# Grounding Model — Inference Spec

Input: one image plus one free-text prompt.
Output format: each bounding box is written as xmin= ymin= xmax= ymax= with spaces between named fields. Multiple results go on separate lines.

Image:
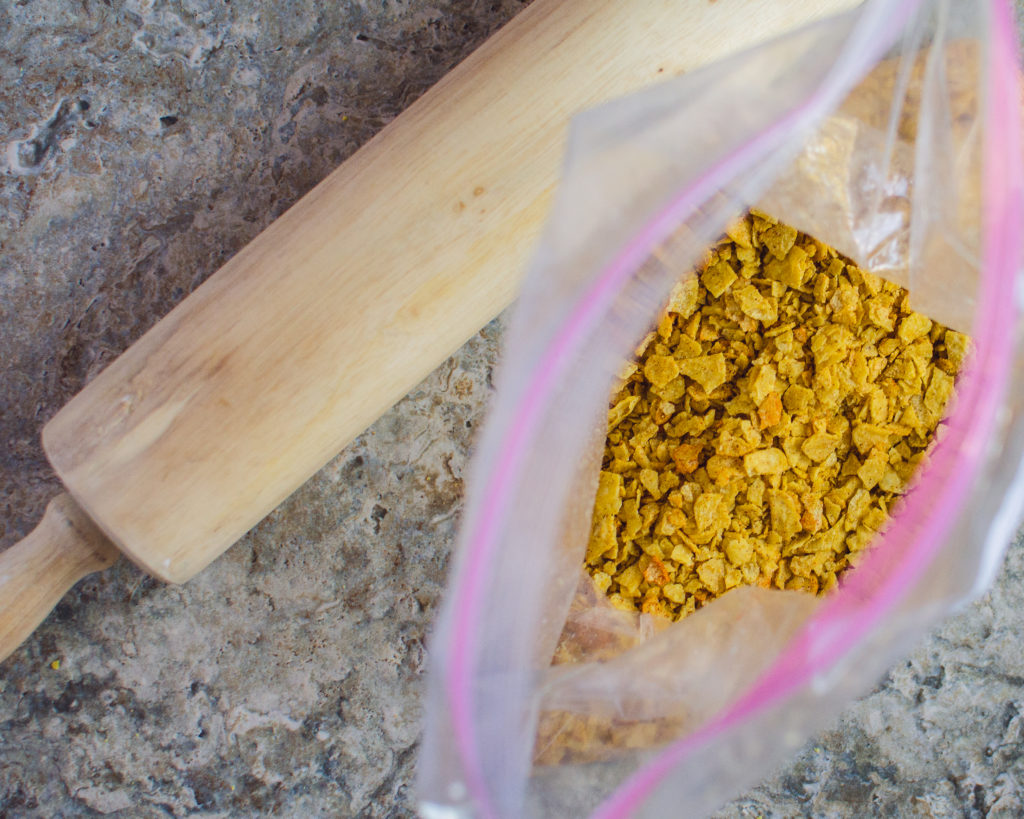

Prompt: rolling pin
xmin=0 ymin=0 xmax=857 ymax=663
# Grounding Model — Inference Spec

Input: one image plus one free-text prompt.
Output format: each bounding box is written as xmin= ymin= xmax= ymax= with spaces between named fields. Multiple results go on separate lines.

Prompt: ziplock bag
xmin=420 ymin=0 xmax=1024 ymax=815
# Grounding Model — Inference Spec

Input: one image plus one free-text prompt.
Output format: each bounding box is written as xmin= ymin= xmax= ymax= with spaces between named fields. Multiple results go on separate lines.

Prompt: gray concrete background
xmin=1 ymin=1 xmax=1022 ymax=816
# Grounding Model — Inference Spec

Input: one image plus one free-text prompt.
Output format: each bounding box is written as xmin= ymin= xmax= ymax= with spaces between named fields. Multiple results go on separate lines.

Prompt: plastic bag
xmin=420 ymin=0 xmax=1024 ymax=815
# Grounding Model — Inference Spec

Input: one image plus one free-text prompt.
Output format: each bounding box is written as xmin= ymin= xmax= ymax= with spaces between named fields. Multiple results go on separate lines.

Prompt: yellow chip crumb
xmin=697 ymin=557 xmax=727 ymax=594
xmin=898 ymin=312 xmax=933 ymax=344
xmin=608 ymin=395 xmax=640 ymax=428
xmin=677 ymin=354 xmax=728 ymax=393
xmin=670 ymin=442 xmax=702 ymax=474
xmin=663 ymin=583 xmax=687 ymax=604
xmin=723 ymin=534 xmax=754 ymax=566
xmin=702 ymin=261 xmax=739 ymax=298
xmin=801 ymin=432 xmax=839 ymax=463
xmin=643 ymin=355 xmax=680 ymax=388
xmin=734 ymin=284 xmax=778 ymax=324
xmin=857 ymin=448 xmax=890 ymax=490
xmin=764 ymin=245 xmax=811 ymax=287
xmin=594 ymin=471 xmax=623 ymax=516
xmin=667 ymin=277 xmax=701 ymax=318
xmin=761 ymin=223 xmax=799 ymax=260
xmin=758 ymin=391 xmax=783 ymax=429
xmin=586 ymin=516 xmax=616 ymax=564
xmin=944 ymin=329 xmax=969 ymax=368
xmin=852 ymin=422 xmax=892 ymax=454
xmin=744 ymin=448 xmax=789 ymax=476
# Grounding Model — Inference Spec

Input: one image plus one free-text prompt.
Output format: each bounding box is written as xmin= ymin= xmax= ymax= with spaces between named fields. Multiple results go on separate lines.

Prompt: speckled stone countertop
xmin=2 ymin=2 xmax=1023 ymax=817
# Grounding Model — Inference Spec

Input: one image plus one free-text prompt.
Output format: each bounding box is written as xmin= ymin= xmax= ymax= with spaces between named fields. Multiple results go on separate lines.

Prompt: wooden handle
xmin=0 ymin=494 xmax=119 ymax=664
xmin=42 ymin=0 xmax=858 ymax=583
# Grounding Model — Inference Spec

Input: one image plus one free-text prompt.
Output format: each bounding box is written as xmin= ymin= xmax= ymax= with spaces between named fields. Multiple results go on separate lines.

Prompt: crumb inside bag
xmin=585 ymin=211 xmax=968 ymax=622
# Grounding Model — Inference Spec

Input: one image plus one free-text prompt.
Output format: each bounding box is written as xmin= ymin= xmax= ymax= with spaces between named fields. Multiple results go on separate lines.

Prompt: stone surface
xmin=1 ymin=1 xmax=1023 ymax=817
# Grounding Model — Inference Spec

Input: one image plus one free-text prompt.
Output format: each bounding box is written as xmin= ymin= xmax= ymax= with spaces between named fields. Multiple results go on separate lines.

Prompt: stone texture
xmin=1 ymin=1 xmax=1023 ymax=817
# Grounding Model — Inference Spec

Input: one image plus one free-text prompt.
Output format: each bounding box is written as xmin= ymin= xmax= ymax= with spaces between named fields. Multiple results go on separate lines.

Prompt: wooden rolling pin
xmin=0 ymin=0 xmax=856 ymax=662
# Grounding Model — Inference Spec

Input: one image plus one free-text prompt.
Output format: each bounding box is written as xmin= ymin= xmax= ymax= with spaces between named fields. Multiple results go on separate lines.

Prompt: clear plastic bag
xmin=419 ymin=0 xmax=1024 ymax=816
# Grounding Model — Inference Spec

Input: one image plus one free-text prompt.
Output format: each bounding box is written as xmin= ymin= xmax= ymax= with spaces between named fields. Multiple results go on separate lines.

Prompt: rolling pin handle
xmin=0 ymin=493 xmax=120 ymax=664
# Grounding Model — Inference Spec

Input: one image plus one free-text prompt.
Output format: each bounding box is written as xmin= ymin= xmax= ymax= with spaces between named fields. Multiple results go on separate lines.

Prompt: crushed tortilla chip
xmin=584 ymin=214 xmax=965 ymax=621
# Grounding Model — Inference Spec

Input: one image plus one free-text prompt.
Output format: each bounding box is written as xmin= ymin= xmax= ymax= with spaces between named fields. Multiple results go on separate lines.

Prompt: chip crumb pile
xmin=586 ymin=212 xmax=967 ymax=621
